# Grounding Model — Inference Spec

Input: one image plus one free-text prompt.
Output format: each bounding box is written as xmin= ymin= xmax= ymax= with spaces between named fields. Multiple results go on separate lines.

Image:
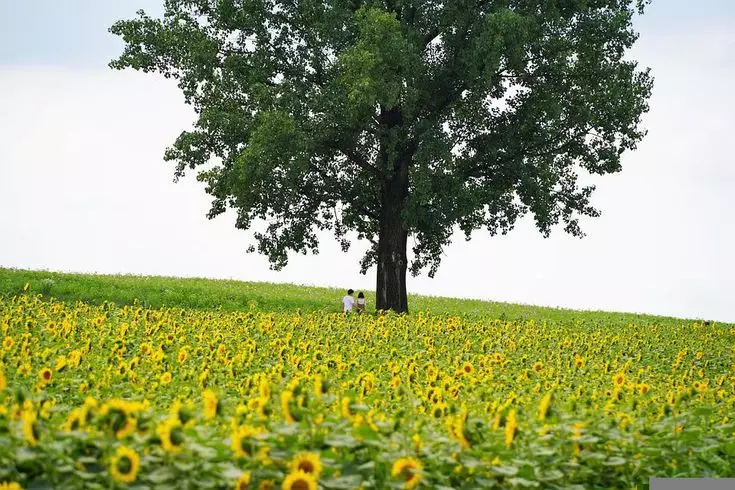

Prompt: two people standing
xmin=342 ymin=289 xmax=366 ymax=313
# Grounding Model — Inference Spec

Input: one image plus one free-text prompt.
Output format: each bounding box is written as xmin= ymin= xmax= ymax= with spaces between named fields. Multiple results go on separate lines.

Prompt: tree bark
xmin=375 ymin=106 xmax=413 ymax=314
xmin=376 ymin=170 xmax=409 ymax=313
xmin=376 ymin=155 xmax=409 ymax=310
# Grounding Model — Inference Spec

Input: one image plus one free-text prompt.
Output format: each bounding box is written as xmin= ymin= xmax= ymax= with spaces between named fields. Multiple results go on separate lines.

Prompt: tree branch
xmin=339 ymin=147 xmax=382 ymax=178
xmin=462 ymin=127 xmax=590 ymax=179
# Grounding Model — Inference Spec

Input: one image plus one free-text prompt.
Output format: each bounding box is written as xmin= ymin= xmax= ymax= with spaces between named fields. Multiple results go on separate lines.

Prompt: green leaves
xmin=109 ymin=1 xmax=653 ymax=308
xmin=337 ymin=6 xmax=418 ymax=115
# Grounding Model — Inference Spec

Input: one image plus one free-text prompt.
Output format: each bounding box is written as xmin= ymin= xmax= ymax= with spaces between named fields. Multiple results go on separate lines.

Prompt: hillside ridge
xmin=0 ymin=266 xmax=721 ymax=326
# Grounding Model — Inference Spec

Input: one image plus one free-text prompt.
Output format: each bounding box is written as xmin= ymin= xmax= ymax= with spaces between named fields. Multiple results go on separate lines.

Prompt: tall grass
xmin=0 ymin=267 xmax=715 ymax=326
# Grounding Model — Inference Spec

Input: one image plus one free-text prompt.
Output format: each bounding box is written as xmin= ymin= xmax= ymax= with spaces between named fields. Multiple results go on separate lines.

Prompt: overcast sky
xmin=1 ymin=1 xmax=734 ymax=322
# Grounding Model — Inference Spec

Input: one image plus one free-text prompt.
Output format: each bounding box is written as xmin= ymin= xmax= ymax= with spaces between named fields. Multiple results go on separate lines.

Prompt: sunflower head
xmin=115 ymin=415 xmax=137 ymax=440
xmin=235 ymin=471 xmax=251 ymax=490
xmin=64 ymin=408 xmax=86 ymax=432
xmin=157 ymin=417 xmax=185 ymax=453
xmin=280 ymin=391 xmax=296 ymax=424
xmin=231 ymin=424 xmax=263 ymax=458
xmin=2 ymin=336 xmax=14 ymax=350
xmin=291 ymin=452 xmax=322 ymax=479
xmin=282 ymin=471 xmax=317 ymax=490
xmin=22 ymin=409 xmax=39 ymax=446
xmin=171 ymin=399 xmax=194 ymax=425
xmin=202 ymin=389 xmax=220 ymax=420
xmin=258 ymin=480 xmax=275 ymax=490
xmin=538 ymin=392 xmax=553 ymax=421
xmin=504 ymin=410 xmax=518 ymax=447
xmin=110 ymin=446 xmax=140 ymax=483
xmin=39 ymin=368 xmax=52 ymax=384
xmin=340 ymin=397 xmax=353 ymax=420
xmin=391 ymin=457 xmax=422 ymax=489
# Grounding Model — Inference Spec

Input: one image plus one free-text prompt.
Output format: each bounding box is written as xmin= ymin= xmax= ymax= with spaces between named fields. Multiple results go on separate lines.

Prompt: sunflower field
xmin=1 ymin=292 xmax=734 ymax=490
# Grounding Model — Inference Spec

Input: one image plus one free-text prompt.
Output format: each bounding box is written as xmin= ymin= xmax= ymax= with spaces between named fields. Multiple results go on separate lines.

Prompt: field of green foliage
xmin=0 ymin=268 xmax=733 ymax=489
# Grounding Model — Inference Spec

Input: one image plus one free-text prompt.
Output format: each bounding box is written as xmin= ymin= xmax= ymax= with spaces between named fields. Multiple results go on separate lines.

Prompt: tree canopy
xmin=111 ymin=0 xmax=653 ymax=312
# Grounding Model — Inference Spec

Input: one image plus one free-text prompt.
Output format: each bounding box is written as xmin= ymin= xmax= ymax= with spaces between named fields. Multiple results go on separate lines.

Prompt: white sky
xmin=1 ymin=3 xmax=734 ymax=322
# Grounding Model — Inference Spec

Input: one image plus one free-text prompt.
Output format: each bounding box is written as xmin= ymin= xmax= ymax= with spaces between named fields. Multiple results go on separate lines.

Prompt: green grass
xmin=0 ymin=266 xmax=720 ymax=326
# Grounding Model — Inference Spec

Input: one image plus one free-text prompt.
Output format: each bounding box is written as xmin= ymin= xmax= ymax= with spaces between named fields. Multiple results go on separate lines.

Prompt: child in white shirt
xmin=342 ymin=289 xmax=355 ymax=313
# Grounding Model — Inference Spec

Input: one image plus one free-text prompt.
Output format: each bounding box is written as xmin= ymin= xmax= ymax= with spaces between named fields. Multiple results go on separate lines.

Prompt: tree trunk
xmin=375 ymin=106 xmax=412 ymax=314
xmin=375 ymin=157 xmax=409 ymax=314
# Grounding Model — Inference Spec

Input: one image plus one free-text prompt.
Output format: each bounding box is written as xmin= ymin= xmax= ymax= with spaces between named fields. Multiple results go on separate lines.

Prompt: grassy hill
xmin=0 ymin=267 xmax=717 ymax=326
xmin=1 ymin=267 xmax=733 ymax=487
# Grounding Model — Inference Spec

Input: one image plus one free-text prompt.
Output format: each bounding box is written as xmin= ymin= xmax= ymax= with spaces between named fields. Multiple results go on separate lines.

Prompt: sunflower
xmin=639 ymin=384 xmax=650 ymax=395
xmin=290 ymin=452 xmax=322 ymax=479
xmin=391 ymin=457 xmax=422 ymax=489
xmin=2 ymin=336 xmax=14 ymax=350
xmin=340 ymin=397 xmax=353 ymax=420
xmin=231 ymin=424 xmax=263 ymax=458
xmin=574 ymin=357 xmax=585 ymax=369
xmin=431 ymin=402 xmax=446 ymax=419
xmin=259 ymin=378 xmax=271 ymax=399
xmin=256 ymin=395 xmax=272 ymax=418
xmin=157 ymin=417 xmax=185 ymax=453
xmin=64 ymin=407 xmax=86 ymax=432
xmin=55 ymin=356 xmax=66 ymax=372
xmin=448 ymin=413 xmax=470 ymax=449
xmin=22 ymin=409 xmax=39 ymax=446
xmin=538 ymin=392 xmax=553 ymax=421
xmin=0 ymin=370 xmax=6 ymax=391
xmin=110 ymin=446 xmax=140 ymax=483
xmin=177 ymin=348 xmax=188 ymax=364
xmin=281 ymin=471 xmax=317 ymax=490
xmin=532 ymin=362 xmax=543 ymax=373
xmin=390 ymin=376 xmax=401 ymax=389
xmin=235 ymin=472 xmax=251 ymax=490
xmin=38 ymin=367 xmax=52 ymax=385
xmin=280 ymin=391 xmax=296 ymax=424
xmin=160 ymin=372 xmax=173 ymax=385
xmin=505 ymin=410 xmax=518 ymax=447
xmin=313 ymin=375 xmax=324 ymax=398
xmin=613 ymin=373 xmax=625 ymax=387
xmin=115 ymin=415 xmax=137 ymax=440
xmin=202 ymin=389 xmax=220 ymax=420
xmin=68 ymin=350 xmax=82 ymax=367
xmin=258 ymin=481 xmax=275 ymax=490
xmin=0 ymin=482 xmax=21 ymax=490
xmin=170 ymin=399 xmax=194 ymax=425
xmin=461 ymin=362 xmax=474 ymax=375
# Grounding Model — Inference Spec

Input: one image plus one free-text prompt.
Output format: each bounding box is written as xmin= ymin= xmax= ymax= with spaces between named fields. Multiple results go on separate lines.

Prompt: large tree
xmin=111 ymin=0 xmax=652 ymax=313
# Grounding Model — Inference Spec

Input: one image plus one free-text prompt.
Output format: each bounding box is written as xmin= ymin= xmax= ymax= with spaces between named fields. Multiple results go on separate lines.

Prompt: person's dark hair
xmin=357 ymin=292 xmax=364 ymax=299
xmin=347 ymin=289 xmax=354 ymax=295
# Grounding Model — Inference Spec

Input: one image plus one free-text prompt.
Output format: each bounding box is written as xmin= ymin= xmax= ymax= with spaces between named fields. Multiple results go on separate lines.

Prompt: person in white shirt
xmin=342 ymin=289 xmax=355 ymax=313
